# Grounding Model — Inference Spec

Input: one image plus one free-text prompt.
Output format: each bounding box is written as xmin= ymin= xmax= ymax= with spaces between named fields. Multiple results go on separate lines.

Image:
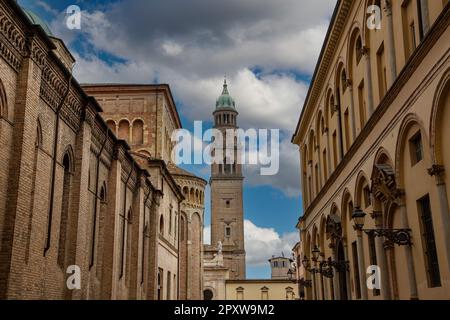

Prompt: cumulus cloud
xmin=46 ymin=0 xmax=335 ymax=196
xmin=204 ymin=220 xmax=299 ymax=267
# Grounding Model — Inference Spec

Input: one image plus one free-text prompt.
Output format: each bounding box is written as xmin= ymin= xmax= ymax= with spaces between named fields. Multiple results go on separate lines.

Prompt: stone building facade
xmin=292 ymin=0 xmax=450 ymax=300
xmin=0 ymin=0 xmax=205 ymax=300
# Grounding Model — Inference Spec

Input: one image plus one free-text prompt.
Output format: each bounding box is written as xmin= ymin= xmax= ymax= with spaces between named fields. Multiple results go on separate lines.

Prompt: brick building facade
xmin=0 ymin=0 xmax=205 ymax=300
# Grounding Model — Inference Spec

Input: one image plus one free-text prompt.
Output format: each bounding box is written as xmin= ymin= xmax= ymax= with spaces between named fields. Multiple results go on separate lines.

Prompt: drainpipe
xmin=120 ymin=161 xmax=134 ymax=279
xmin=89 ymin=129 xmax=109 ymax=269
xmin=44 ymin=63 xmax=75 ymax=254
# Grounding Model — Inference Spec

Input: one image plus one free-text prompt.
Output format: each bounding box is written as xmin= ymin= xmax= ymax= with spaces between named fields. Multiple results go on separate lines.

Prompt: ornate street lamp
xmin=318 ymin=257 xmax=334 ymax=279
xmin=311 ymin=245 xmax=321 ymax=262
xmin=351 ymin=207 xmax=412 ymax=246
xmin=351 ymin=206 xmax=366 ymax=231
xmin=302 ymin=255 xmax=311 ymax=270
xmin=287 ymin=266 xmax=312 ymax=288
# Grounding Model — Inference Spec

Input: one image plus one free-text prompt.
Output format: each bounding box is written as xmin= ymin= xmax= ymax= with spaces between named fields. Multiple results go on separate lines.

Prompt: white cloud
xmin=161 ymin=40 xmax=184 ymax=56
xmin=203 ymin=220 xmax=299 ymax=267
xmin=47 ymin=0 xmax=335 ymax=196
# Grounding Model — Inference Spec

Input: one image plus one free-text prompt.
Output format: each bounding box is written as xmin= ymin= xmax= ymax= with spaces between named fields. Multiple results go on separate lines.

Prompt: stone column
xmin=396 ymin=191 xmax=418 ymax=299
xmin=383 ymin=0 xmax=397 ymax=85
xmin=362 ymin=47 xmax=375 ymax=116
xmin=372 ymin=211 xmax=391 ymax=300
xmin=343 ymin=243 xmax=352 ymax=300
xmin=308 ymin=160 xmax=313 ymax=200
xmin=335 ymin=104 xmax=344 ymax=160
xmin=69 ymin=108 xmax=94 ymax=300
xmin=346 ymin=80 xmax=357 ymax=140
xmin=325 ymin=128 xmax=332 ymax=176
xmin=428 ymin=165 xmax=450 ymax=273
xmin=331 ymin=246 xmax=340 ymax=300
xmin=316 ymin=145 xmax=322 ymax=188
xmin=356 ymin=229 xmax=368 ymax=299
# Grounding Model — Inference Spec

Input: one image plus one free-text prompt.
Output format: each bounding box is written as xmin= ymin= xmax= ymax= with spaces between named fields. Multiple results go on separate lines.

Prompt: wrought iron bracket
xmin=299 ymin=279 xmax=312 ymax=288
xmin=363 ymin=228 xmax=412 ymax=246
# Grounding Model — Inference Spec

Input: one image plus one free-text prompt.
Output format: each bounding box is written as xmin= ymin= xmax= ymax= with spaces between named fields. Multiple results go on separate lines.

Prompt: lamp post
xmin=351 ymin=206 xmax=413 ymax=300
xmin=351 ymin=206 xmax=412 ymax=246
xmin=351 ymin=207 xmax=368 ymax=300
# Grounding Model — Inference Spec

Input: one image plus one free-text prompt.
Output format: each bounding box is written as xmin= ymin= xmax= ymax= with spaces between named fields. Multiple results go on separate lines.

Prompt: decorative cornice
xmin=292 ymin=0 xmax=352 ymax=143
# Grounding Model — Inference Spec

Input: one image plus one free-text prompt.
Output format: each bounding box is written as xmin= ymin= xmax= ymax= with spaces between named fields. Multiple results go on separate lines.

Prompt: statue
xmin=217 ymin=241 xmax=223 ymax=255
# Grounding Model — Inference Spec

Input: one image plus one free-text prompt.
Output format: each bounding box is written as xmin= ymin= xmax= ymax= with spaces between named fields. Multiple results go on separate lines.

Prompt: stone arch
xmin=362 ymin=0 xmax=374 ymax=46
xmin=371 ymin=147 xmax=396 ymax=226
xmin=100 ymin=182 xmax=107 ymax=202
xmin=118 ymin=119 xmax=130 ymax=141
xmin=430 ymin=68 xmax=450 ymax=165
xmin=203 ymin=287 xmax=215 ymax=300
xmin=340 ymin=189 xmax=353 ymax=238
xmin=325 ymin=87 xmax=335 ymax=118
xmin=136 ymin=149 xmax=151 ymax=158
xmin=132 ymin=118 xmax=144 ymax=145
xmin=354 ymin=170 xmax=371 ymax=208
xmin=36 ymin=118 xmax=43 ymax=148
xmin=106 ymin=119 xmax=116 ymax=134
xmin=395 ymin=113 xmax=428 ymax=188
xmin=335 ymin=59 xmax=347 ymax=93
xmin=182 ymin=186 xmax=189 ymax=199
xmin=61 ymin=145 xmax=75 ymax=173
xmin=346 ymin=22 xmax=362 ymax=75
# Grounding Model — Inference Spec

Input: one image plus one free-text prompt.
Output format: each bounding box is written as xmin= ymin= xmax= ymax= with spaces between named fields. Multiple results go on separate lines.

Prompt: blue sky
xmin=19 ymin=0 xmax=335 ymax=279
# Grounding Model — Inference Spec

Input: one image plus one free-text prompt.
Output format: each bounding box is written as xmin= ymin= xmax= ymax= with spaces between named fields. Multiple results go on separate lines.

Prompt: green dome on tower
xmin=216 ymin=79 xmax=236 ymax=110
xmin=22 ymin=8 xmax=53 ymax=36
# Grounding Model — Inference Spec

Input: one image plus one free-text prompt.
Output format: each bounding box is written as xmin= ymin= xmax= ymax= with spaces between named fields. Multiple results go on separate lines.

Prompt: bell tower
xmin=210 ymin=79 xmax=246 ymax=280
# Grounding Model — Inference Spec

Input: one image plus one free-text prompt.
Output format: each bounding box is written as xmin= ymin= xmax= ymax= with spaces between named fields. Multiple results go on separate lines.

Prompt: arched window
xmin=106 ymin=120 xmax=116 ymax=134
xmin=180 ymin=216 xmax=185 ymax=241
xmin=118 ymin=119 xmax=130 ymax=141
xmin=157 ymin=268 xmax=163 ymax=300
xmin=132 ymin=119 xmax=144 ymax=145
xmin=203 ymin=289 xmax=213 ymax=300
xmin=356 ymin=36 xmax=363 ymax=64
xmin=159 ymin=214 xmax=164 ymax=235
xmin=58 ymin=152 xmax=73 ymax=268
xmin=0 ymin=79 xmax=7 ymax=119
xmin=341 ymin=69 xmax=347 ymax=92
